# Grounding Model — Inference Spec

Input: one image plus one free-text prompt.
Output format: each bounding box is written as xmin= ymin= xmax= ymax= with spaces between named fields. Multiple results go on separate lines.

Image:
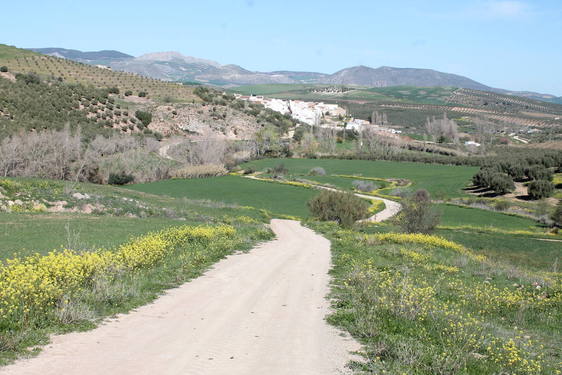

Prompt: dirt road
xmin=1 ymin=220 xmax=358 ymax=375
xmin=244 ymin=175 xmax=402 ymax=223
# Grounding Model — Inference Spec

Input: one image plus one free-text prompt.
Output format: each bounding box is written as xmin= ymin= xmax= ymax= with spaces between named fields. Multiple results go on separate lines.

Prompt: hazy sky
xmin=2 ymin=0 xmax=561 ymax=95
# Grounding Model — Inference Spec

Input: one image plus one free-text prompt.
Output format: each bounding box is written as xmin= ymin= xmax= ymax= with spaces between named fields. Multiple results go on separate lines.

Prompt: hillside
xmin=29 ymin=47 xmax=133 ymax=65
xmin=230 ymin=83 xmax=562 ymax=145
xmin=0 ymin=44 xmax=301 ymax=142
xmin=28 ymin=47 xmax=562 ymax=104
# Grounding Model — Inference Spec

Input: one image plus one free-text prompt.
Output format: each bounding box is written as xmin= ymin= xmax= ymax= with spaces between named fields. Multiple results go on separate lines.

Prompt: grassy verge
xmin=312 ymin=221 xmax=561 ymax=374
xmin=0 ymin=220 xmax=273 ymax=365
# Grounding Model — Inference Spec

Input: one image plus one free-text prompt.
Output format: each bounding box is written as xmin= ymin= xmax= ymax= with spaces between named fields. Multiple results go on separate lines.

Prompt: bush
xmin=0 ymin=66 xmax=8 ymax=72
xmin=15 ymin=72 xmax=41 ymax=85
xmin=243 ymin=166 xmax=256 ymax=175
xmin=493 ymin=200 xmax=510 ymax=211
xmin=108 ymin=87 xmax=120 ymax=94
xmin=352 ymin=180 xmax=377 ymax=192
xmin=526 ymin=165 xmax=552 ymax=181
xmin=135 ymin=110 xmax=152 ymax=127
xmin=398 ymin=189 xmax=440 ymax=234
xmin=308 ymin=167 xmax=326 ymax=176
xmin=138 ymin=91 xmax=147 ymax=97
xmin=108 ymin=172 xmax=134 ymax=185
xmin=272 ymin=163 xmax=288 ymax=178
xmin=308 ymin=190 xmax=369 ymax=228
xmin=527 ymin=180 xmax=554 ymax=200
xmin=489 ymin=173 xmax=515 ymax=195
xmin=124 ymin=90 xmax=133 ymax=96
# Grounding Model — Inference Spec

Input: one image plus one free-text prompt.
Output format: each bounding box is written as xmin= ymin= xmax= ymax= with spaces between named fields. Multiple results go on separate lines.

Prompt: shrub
xmin=135 ymin=110 xmax=152 ymax=127
xmin=124 ymin=90 xmax=133 ymax=96
xmin=15 ymin=72 xmax=41 ymax=85
xmin=138 ymin=91 xmax=147 ymax=97
xmin=272 ymin=163 xmax=288 ymax=178
xmin=489 ymin=173 xmax=515 ymax=195
xmin=472 ymin=167 xmax=495 ymax=188
xmin=0 ymin=66 xmax=8 ymax=72
xmin=108 ymin=172 xmax=134 ymax=185
xmin=352 ymin=180 xmax=377 ymax=192
xmin=526 ymin=165 xmax=552 ymax=181
xmin=243 ymin=166 xmax=256 ymax=175
xmin=398 ymin=189 xmax=440 ymax=234
xmin=308 ymin=167 xmax=326 ymax=176
xmin=108 ymin=87 xmax=120 ymax=94
xmin=308 ymin=190 xmax=369 ymax=228
xmin=527 ymin=180 xmax=554 ymax=200
xmin=153 ymin=132 xmax=163 ymax=141
xmin=493 ymin=200 xmax=510 ymax=211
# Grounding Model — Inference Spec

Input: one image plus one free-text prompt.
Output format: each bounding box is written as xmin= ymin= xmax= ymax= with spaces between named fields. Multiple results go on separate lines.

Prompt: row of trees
xmin=472 ymin=158 xmax=558 ymax=198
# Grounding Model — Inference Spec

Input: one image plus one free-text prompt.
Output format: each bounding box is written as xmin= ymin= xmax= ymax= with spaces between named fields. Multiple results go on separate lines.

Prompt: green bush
xmin=526 ymin=165 xmax=552 ymax=181
xmin=272 ymin=163 xmax=288 ymax=178
xmin=527 ymin=180 xmax=554 ymax=200
xmin=15 ymin=72 xmax=41 ymax=85
xmin=124 ymin=90 xmax=133 ymax=96
xmin=308 ymin=190 xmax=369 ymax=228
xmin=0 ymin=66 xmax=8 ymax=73
xmin=489 ymin=173 xmax=515 ymax=195
xmin=138 ymin=91 xmax=147 ymax=97
xmin=108 ymin=87 xmax=120 ymax=94
xmin=108 ymin=172 xmax=134 ymax=185
xmin=398 ymin=189 xmax=440 ymax=234
xmin=135 ymin=110 xmax=152 ymax=127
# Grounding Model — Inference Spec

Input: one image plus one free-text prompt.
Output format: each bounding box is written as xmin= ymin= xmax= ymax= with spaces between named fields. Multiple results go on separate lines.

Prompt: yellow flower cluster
xmin=438 ymin=224 xmax=554 ymax=237
xmin=370 ymin=232 xmax=487 ymax=262
xmin=368 ymin=199 xmax=385 ymax=214
xmin=0 ymin=224 xmax=235 ymax=323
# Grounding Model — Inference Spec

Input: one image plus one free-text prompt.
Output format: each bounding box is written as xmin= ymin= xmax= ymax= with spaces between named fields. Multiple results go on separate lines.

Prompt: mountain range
xmin=29 ymin=48 xmax=562 ymax=104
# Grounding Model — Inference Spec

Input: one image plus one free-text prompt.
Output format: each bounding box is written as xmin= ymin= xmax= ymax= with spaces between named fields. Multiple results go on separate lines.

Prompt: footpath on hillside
xmin=0 ymin=220 xmax=359 ymax=375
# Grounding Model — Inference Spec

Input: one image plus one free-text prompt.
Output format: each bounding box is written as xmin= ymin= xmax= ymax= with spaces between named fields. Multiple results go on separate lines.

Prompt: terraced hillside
xmin=0 ymin=45 xmax=197 ymax=102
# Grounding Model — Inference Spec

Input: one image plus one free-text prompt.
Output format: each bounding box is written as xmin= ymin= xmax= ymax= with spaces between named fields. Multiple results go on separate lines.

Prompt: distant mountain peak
xmin=26 ymin=46 xmax=561 ymax=101
xmin=136 ymin=51 xmax=221 ymax=67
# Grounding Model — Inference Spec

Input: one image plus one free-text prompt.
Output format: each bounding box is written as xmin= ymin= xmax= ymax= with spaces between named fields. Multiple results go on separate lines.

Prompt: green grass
xmin=315 ymin=221 xmax=560 ymax=374
xmin=437 ymin=204 xmax=544 ymax=231
xmin=0 ymin=213 xmax=190 ymax=260
xmin=436 ymin=228 xmax=561 ymax=272
xmin=242 ymin=158 xmax=478 ymax=199
xmin=127 ymin=175 xmax=318 ymax=217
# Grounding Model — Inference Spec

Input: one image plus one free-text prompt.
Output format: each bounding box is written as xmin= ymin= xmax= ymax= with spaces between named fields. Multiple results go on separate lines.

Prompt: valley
xmin=0 ymin=35 xmax=560 ymax=375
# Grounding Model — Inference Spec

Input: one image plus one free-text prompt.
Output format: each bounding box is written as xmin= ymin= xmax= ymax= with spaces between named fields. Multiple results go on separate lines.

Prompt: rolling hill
xmin=29 ymin=47 xmax=562 ymax=104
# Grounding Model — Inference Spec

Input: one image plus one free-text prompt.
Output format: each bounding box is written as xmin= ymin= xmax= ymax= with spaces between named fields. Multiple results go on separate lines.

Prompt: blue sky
xmin=1 ymin=0 xmax=561 ymax=94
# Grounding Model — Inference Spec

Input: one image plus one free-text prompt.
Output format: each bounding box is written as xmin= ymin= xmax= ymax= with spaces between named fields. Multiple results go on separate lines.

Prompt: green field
xmin=230 ymin=84 xmax=455 ymax=106
xmin=437 ymin=204 xmax=544 ymax=231
xmin=0 ymin=213 xmax=189 ymax=260
xmin=242 ymin=158 xmax=478 ymax=199
xmin=128 ymin=175 xmax=318 ymax=217
xmin=436 ymin=229 xmax=560 ymax=272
